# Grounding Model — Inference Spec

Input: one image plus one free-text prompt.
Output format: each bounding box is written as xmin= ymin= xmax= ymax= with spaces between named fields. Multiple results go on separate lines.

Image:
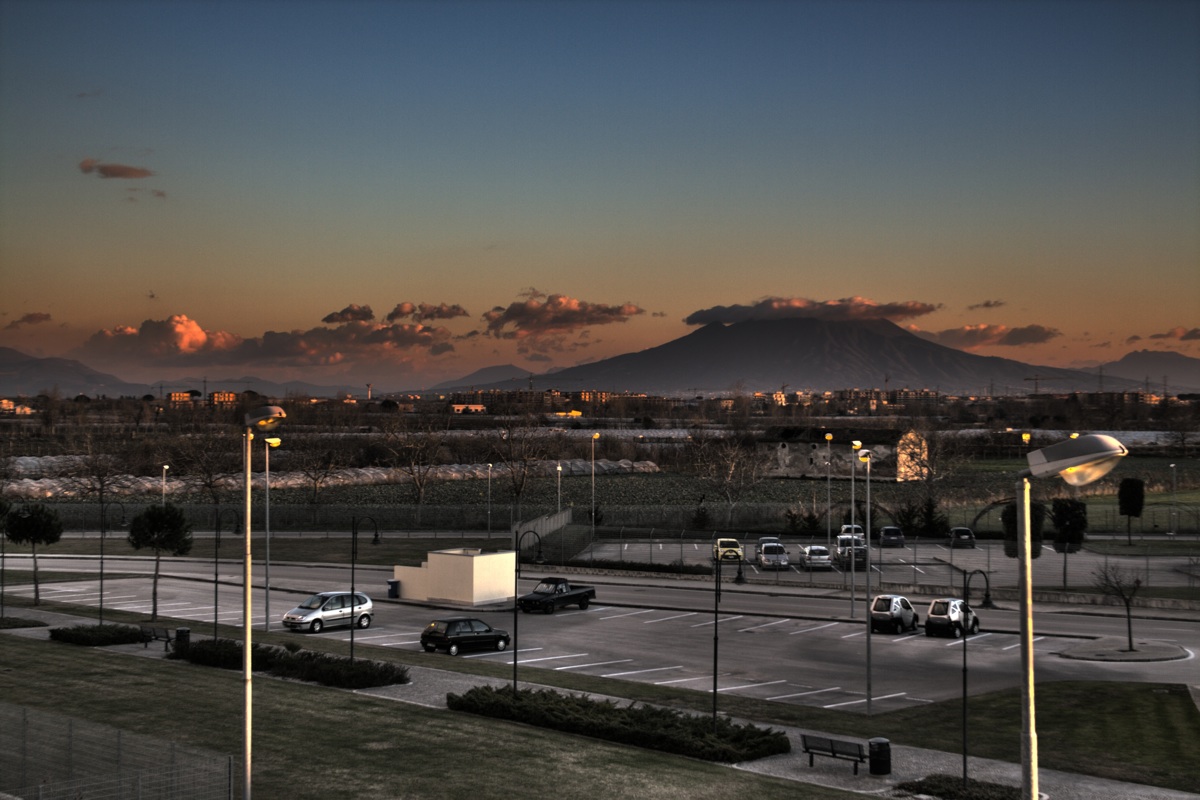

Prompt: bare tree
xmin=1092 ymin=564 xmax=1143 ymax=652
xmin=381 ymin=411 xmax=451 ymax=523
xmin=686 ymin=432 xmax=764 ymax=526
xmin=289 ymin=435 xmax=347 ymax=521
xmin=489 ymin=416 xmax=549 ymax=524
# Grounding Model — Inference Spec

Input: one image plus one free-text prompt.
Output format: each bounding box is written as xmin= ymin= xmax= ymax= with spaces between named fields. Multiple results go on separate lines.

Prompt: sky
xmin=1 ymin=0 xmax=1197 ymax=393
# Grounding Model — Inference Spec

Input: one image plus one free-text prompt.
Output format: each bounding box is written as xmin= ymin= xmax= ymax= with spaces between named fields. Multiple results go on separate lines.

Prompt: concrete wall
xmin=393 ymin=548 xmax=516 ymax=607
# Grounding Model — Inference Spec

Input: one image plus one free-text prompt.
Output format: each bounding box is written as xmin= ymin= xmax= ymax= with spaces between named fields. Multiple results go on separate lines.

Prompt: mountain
xmin=429 ymin=364 xmax=531 ymax=391
xmin=0 ymin=347 xmax=152 ymax=398
xmin=445 ymin=319 xmax=1144 ymax=396
xmin=1095 ymin=350 xmax=1200 ymax=393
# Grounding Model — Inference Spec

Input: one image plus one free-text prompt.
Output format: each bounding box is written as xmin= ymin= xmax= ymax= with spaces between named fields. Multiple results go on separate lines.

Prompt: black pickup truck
xmin=517 ymin=577 xmax=597 ymax=614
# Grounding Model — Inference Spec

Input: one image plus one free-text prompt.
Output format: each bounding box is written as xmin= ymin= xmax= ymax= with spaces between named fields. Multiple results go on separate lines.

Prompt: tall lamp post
xmin=161 ymin=465 xmax=169 ymax=506
xmin=487 ymin=464 xmax=493 ymax=533
xmin=97 ymin=499 xmax=125 ymax=626
xmin=512 ymin=530 xmax=542 ymax=694
xmin=242 ymin=405 xmax=286 ymax=800
xmin=556 ymin=462 xmax=562 ymax=513
xmin=961 ymin=568 xmax=991 ymax=788
xmin=824 ymin=433 xmax=833 ymax=547
xmin=1169 ymin=463 xmax=1177 ymax=535
xmin=848 ymin=439 xmax=862 ymax=617
xmin=263 ymin=437 xmax=281 ymax=632
xmin=1017 ymin=434 xmax=1127 ymax=800
xmin=858 ymin=447 xmax=873 ymax=715
xmin=213 ymin=507 xmax=240 ymax=641
xmin=349 ymin=515 xmax=377 ymax=662
xmin=591 ymin=433 xmax=600 ymax=539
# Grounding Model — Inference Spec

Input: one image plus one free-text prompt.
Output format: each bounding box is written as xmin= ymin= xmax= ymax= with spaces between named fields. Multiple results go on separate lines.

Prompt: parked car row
xmin=870 ymin=593 xmax=982 ymax=638
xmin=707 ymin=527 xmax=978 ymax=568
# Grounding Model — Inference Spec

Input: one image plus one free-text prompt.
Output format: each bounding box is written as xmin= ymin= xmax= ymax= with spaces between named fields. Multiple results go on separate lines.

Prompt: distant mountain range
xmin=2 ymin=321 xmax=1198 ymax=399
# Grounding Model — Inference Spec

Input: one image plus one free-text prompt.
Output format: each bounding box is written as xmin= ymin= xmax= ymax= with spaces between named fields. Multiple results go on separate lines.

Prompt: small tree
xmin=1092 ymin=564 xmax=1142 ymax=651
xmin=5 ymin=504 xmax=64 ymax=605
xmin=916 ymin=496 xmax=950 ymax=539
xmin=1001 ymin=500 xmax=1046 ymax=559
xmin=1117 ymin=478 xmax=1145 ymax=546
xmin=128 ymin=503 xmax=193 ymax=620
xmin=1050 ymin=498 xmax=1088 ymax=588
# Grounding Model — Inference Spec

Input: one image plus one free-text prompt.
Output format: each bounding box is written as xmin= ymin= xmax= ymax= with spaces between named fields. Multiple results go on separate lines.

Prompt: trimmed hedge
xmin=446 ymin=685 xmax=790 ymax=763
xmin=49 ymin=624 xmax=146 ymax=646
xmin=896 ymin=774 xmax=1020 ymax=800
xmin=181 ymin=638 xmax=410 ymax=689
xmin=0 ymin=616 xmax=49 ymax=630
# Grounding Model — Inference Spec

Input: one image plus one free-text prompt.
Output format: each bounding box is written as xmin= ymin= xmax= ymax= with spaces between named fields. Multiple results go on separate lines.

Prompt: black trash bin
xmin=386 ymin=579 xmax=400 ymax=599
xmin=175 ymin=627 xmax=190 ymax=656
xmin=868 ymin=737 xmax=891 ymax=776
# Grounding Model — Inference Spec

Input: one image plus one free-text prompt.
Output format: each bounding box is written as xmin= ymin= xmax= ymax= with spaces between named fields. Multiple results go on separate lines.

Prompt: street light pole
xmin=849 ymin=439 xmax=861 ymax=617
xmin=591 ymin=433 xmax=600 ymax=540
xmin=1017 ymin=433 xmax=1127 ymax=800
xmin=1170 ymin=463 xmax=1177 ymax=535
xmin=161 ymin=464 xmax=169 ymax=506
xmin=556 ymin=462 xmax=562 ymax=513
xmin=513 ymin=530 xmax=542 ymax=694
xmin=487 ymin=464 xmax=492 ymax=533
xmin=824 ymin=433 xmax=833 ymax=548
xmin=859 ymin=448 xmax=872 ymax=715
xmin=242 ymin=406 xmax=285 ymax=800
xmin=350 ymin=515 xmax=377 ymax=662
xmin=263 ymin=437 xmax=280 ymax=632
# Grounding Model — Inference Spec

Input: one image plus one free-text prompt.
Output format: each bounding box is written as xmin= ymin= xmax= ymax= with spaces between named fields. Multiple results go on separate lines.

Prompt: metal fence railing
xmin=0 ymin=702 xmax=233 ymax=800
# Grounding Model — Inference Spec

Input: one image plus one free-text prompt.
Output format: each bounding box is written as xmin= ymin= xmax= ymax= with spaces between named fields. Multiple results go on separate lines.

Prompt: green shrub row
xmin=49 ymin=624 xmax=146 ymax=646
xmin=180 ymin=637 xmax=410 ymax=689
xmin=446 ymin=685 xmax=790 ymax=763
xmin=895 ymin=774 xmax=1020 ymax=800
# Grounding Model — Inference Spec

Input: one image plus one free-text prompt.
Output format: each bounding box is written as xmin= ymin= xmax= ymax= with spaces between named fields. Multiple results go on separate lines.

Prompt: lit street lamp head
xmin=1024 ymin=433 xmax=1128 ymax=486
xmin=245 ymin=405 xmax=286 ymax=431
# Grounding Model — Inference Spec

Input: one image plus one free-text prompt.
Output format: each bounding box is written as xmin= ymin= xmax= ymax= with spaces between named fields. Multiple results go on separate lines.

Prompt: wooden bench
xmin=800 ymin=734 xmax=867 ymax=774
xmin=139 ymin=624 xmax=174 ymax=651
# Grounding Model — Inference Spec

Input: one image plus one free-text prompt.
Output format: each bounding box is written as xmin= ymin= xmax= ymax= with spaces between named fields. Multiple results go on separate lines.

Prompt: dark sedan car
xmin=421 ymin=617 xmax=511 ymax=656
xmin=948 ymin=527 xmax=977 ymax=548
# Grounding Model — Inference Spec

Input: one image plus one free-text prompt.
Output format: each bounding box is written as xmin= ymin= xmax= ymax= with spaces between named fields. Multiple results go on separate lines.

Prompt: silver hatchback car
xmin=282 ymin=591 xmax=373 ymax=633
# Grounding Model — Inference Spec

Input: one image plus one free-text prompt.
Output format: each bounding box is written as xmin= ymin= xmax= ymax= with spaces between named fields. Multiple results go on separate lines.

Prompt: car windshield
xmin=808 ymin=547 xmax=828 ymax=556
xmin=532 ymin=581 xmax=558 ymax=593
xmin=298 ymin=594 xmax=329 ymax=610
xmin=931 ymin=601 xmax=949 ymax=615
xmin=872 ymin=597 xmax=892 ymax=611
xmin=763 ymin=545 xmax=784 ymax=554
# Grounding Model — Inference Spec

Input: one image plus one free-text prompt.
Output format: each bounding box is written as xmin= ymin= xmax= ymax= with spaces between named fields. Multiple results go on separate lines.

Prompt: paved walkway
xmin=4 ymin=607 xmax=1197 ymax=800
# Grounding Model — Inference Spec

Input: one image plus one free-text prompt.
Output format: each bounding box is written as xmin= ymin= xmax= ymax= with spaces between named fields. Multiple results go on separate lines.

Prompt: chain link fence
xmin=0 ymin=702 xmax=233 ymax=800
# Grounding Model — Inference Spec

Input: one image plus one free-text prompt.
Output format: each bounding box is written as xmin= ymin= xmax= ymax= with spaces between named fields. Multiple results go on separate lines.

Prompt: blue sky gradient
xmin=1 ymin=0 xmax=1196 ymax=391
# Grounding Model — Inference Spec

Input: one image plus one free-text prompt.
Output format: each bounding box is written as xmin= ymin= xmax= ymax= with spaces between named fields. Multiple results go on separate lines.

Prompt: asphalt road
xmin=6 ymin=552 xmax=1196 ymax=715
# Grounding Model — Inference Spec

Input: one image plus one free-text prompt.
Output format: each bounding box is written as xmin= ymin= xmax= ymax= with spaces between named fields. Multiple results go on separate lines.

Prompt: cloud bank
xmin=684 ymin=296 xmax=940 ymax=325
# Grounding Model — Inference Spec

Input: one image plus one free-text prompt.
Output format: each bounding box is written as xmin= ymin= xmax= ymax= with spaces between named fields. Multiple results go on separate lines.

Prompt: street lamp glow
xmin=161 ymin=465 xmax=169 ymax=506
xmin=858 ymin=447 xmax=873 ymax=715
xmin=242 ymin=405 xmax=285 ymax=800
xmin=1016 ymin=433 xmax=1126 ymax=800
xmin=591 ymin=433 xmax=600 ymax=539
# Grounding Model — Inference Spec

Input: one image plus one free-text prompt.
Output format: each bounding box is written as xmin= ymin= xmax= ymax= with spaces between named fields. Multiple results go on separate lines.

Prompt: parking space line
xmin=601 ymin=609 xmax=653 ymax=620
xmin=602 ymin=665 xmax=682 ymax=678
xmin=466 ymin=647 xmax=541 ymax=659
xmin=645 ymin=612 xmax=697 ymax=624
xmin=655 ymin=675 xmax=710 ymax=685
xmin=767 ymin=686 xmax=840 ymax=700
xmin=1004 ymin=636 xmax=1042 ymax=651
xmin=717 ymin=679 xmax=787 ymax=693
xmin=690 ymin=615 xmax=743 ymax=628
xmin=841 ymin=630 xmax=865 ymax=639
xmin=509 ymin=653 xmax=589 ymax=664
xmin=789 ymin=622 xmax=839 ymax=635
xmin=739 ymin=619 xmax=788 ymax=632
xmin=555 ymin=659 xmax=633 ymax=670
xmin=381 ymin=640 xmax=423 ymax=647
xmin=945 ymin=633 xmax=993 ymax=647
xmin=823 ymin=691 xmax=907 ymax=709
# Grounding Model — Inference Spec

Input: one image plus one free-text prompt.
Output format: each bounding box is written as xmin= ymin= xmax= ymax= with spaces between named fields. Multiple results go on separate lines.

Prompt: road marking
xmin=645 ymin=612 xmax=697 ymax=624
xmin=655 ymin=675 xmax=711 ymax=685
xmin=690 ymin=615 xmax=744 ymax=628
xmin=767 ymin=686 xmax=840 ymax=700
xmin=841 ymin=630 xmax=865 ymax=639
xmin=717 ymin=679 xmax=787 ymax=693
xmin=602 ymin=665 xmax=682 ymax=678
xmin=382 ymin=640 xmax=423 ymax=647
xmin=789 ymin=622 xmax=839 ymax=635
xmin=945 ymin=633 xmax=993 ymax=647
xmin=509 ymin=653 xmax=589 ymax=664
xmin=466 ymin=647 xmax=541 ymax=659
xmin=739 ymin=619 xmax=789 ymax=632
xmin=601 ymin=609 xmax=653 ymax=620
xmin=555 ymin=659 xmax=633 ymax=670
xmin=823 ymin=692 xmax=906 ymax=708
xmin=1003 ymin=636 xmax=1042 ymax=651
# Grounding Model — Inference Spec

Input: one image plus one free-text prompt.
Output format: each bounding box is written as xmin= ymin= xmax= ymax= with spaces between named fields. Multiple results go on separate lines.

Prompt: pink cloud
xmin=482 ymin=293 xmax=644 ymax=343
xmin=79 ymin=158 xmax=155 ymax=179
xmin=684 ymin=296 xmax=940 ymax=325
xmin=917 ymin=323 xmax=1062 ymax=349
xmin=322 ymin=304 xmax=375 ymax=324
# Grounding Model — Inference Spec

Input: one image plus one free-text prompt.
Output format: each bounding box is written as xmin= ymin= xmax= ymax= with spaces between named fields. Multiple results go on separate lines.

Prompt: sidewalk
xmin=5 ymin=606 xmax=1197 ymax=799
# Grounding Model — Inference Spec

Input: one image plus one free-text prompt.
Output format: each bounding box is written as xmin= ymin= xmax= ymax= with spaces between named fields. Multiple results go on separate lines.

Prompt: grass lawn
xmin=2 ymin=596 xmax=1198 ymax=796
xmin=0 ymin=633 xmax=854 ymax=800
